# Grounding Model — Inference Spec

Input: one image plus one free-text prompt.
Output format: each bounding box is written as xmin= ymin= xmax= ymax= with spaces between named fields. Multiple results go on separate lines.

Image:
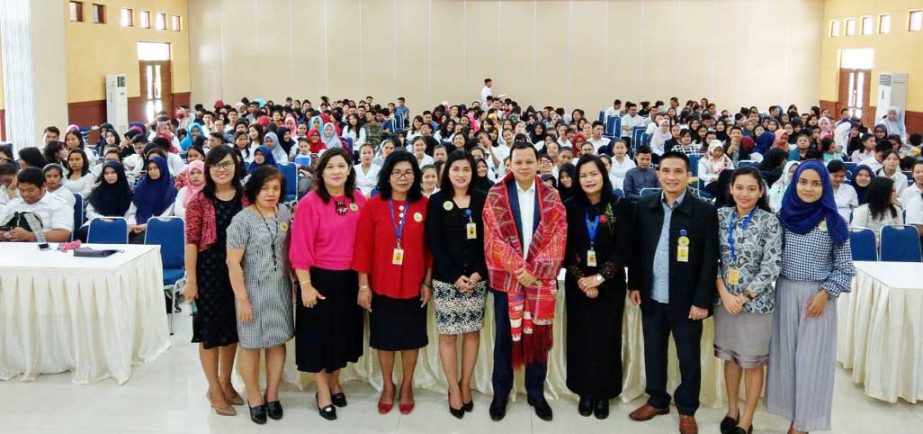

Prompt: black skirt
xmin=295 ymin=268 xmax=365 ymax=373
xmin=369 ymin=293 xmax=428 ymax=351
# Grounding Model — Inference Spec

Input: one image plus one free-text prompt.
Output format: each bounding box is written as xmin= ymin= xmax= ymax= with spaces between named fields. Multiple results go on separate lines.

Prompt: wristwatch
xmin=595 ymin=274 xmax=605 ymax=284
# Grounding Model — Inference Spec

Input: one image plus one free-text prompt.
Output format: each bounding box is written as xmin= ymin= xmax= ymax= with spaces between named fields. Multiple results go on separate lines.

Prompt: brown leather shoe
xmin=679 ymin=414 xmax=698 ymax=434
xmin=628 ymin=403 xmax=669 ymax=421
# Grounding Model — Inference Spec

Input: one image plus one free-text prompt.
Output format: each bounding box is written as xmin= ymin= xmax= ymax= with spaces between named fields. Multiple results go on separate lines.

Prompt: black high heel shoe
xmin=448 ymin=389 xmax=465 ymax=419
xmin=316 ymin=392 xmax=337 ymax=421
xmin=248 ymin=403 xmax=268 ymax=425
xmin=459 ymin=382 xmax=473 ymax=412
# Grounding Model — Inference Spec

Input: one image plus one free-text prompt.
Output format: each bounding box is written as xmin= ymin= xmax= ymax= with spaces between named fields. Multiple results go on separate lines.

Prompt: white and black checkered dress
xmin=227 ymin=206 xmax=295 ymax=350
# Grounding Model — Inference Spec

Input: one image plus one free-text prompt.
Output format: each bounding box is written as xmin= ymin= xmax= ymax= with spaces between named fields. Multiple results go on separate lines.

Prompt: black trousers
xmin=641 ymin=301 xmax=703 ymax=415
xmin=491 ymin=289 xmax=547 ymax=401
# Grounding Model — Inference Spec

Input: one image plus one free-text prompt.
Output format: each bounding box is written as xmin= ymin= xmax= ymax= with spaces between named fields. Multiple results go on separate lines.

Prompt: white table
xmin=0 ymin=243 xmax=171 ymax=384
xmin=837 ymin=261 xmax=923 ymax=403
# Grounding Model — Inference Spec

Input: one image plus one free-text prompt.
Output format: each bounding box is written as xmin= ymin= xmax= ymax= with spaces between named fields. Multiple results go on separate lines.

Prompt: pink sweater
xmin=290 ymin=190 xmax=366 ymax=271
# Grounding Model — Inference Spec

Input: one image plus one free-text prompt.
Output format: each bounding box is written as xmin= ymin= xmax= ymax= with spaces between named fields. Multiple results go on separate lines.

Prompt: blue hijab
xmin=247 ymin=145 xmax=278 ymax=173
xmin=755 ymin=131 xmax=776 ymax=155
xmin=180 ymin=122 xmax=205 ymax=151
xmin=778 ymin=160 xmax=848 ymax=246
xmin=133 ymin=156 xmax=178 ymax=223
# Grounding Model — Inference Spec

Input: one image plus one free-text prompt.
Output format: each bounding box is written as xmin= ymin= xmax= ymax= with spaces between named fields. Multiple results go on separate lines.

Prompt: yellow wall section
xmin=65 ymin=0 xmax=190 ymax=103
xmin=820 ymin=0 xmax=923 ymax=111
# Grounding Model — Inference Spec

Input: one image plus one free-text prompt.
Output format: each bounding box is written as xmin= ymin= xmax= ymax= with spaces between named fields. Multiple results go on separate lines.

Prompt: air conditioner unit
xmin=875 ymin=73 xmax=908 ymax=121
xmin=106 ymin=74 xmax=128 ymax=134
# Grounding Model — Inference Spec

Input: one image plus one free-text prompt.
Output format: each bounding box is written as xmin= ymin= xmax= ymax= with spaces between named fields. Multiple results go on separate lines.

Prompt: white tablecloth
xmin=280 ymin=276 xmax=728 ymax=407
xmin=0 ymin=243 xmax=171 ymax=385
xmin=837 ymin=261 xmax=923 ymax=403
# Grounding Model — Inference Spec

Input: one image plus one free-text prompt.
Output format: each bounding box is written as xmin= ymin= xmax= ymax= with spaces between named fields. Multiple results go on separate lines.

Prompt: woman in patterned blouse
xmin=765 ymin=160 xmax=855 ymax=434
xmin=714 ymin=167 xmax=783 ymax=434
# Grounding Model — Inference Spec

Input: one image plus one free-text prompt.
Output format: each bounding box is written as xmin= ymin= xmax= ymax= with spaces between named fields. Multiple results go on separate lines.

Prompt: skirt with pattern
xmin=432 ymin=279 xmax=487 ymax=335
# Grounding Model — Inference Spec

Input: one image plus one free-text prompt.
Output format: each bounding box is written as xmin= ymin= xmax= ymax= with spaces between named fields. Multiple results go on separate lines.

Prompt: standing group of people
xmin=181 ymin=134 xmax=853 ymax=434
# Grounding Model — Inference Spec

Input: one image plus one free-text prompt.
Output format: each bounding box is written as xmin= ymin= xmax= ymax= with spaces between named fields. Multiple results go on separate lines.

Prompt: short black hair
xmin=440 ymin=150 xmax=477 ymax=194
xmin=0 ymin=162 xmax=17 ymax=177
xmin=875 ymin=139 xmax=893 ymax=154
xmin=17 ymin=167 xmax=45 ymax=187
xmin=244 ymin=165 xmax=284 ymax=204
xmin=635 ymin=145 xmax=652 ymax=155
xmin=376 ymin=150 xmax=423 ymax=202
xmin=658 ymin=150 xmax=689 ymax=171
xmin=510 ymin=142 xmax=539 ymax=160
xmin=827 ymin=159 xmax=846 ymax=174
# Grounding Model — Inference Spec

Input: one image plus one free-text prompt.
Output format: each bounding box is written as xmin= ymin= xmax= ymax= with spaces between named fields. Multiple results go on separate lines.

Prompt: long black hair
xmin=439 ymin=150 xmax=477 ymax=195
xmin=376 ymin=150 xmax=422 ymax=202
xmin=726 ymin=167 xmax=772 ymax=212
xmin=66 ymin=148 xmax=90 ymax=177
xmin=203 ymin=145 xmax=244 ymax=201
xmin=18 ymin=147 xmax=48 ymax=169
xmin=313 ymin=148 xmax=357 ymax=203
xmin=43 ymin=141 xmax=66 ymax=165
xmin=573 ymin=155 xmax=613 ymax=207
xmin=867 ymin=176 xmax=898 ymax=220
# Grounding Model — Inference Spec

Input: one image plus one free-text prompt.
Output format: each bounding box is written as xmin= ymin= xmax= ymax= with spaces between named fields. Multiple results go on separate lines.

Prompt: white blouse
xmin=354 ymin=164 xmax=381 ymax=197
xmin=63 ymin=173 xmax=95 ymax=198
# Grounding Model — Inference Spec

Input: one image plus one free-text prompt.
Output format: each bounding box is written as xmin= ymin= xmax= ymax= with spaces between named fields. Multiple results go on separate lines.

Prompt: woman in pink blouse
xmin=290 ymin=148 xmax=366 ymax=421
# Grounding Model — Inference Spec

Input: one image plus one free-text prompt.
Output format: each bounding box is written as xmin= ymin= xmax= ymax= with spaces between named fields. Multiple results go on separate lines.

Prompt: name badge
xmin=392 ymin=247 xmax=405 ymax=265
xmin=677 ymin=235 xmax=690 ymax=263
xmin=586 ymin=249 xmax=597 ymax=267
xmin=728 ymin=267 xmax=741 ymax=285
xmin=466 ymin=222 xmax=477 ymax=240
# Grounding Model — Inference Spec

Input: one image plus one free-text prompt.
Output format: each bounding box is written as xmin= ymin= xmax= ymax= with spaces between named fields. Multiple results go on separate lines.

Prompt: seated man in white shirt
xmin=899 ymin=160 xmax=923 ymax=208
xmin=0 ymin=167 xmax=73 ymax=242
xmin=587 ymin=121 xmax=611 ymax=152
xmin=604 ymin=99 xmax=622 ymax=120
xmin=858 ymin=140 xmax=891 ymax=174
xmin=620 ymin=102 xmax=644 ymax=141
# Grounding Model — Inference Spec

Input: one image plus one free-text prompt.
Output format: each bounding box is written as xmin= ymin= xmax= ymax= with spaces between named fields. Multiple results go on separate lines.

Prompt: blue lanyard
xmin=585 ymin=210 xmax=600 ymax=248
xmin=728 ymin=208 xmax=756 ymax=262
xmin=388 ymin=200 xmax=407 ymax=247
xmin=465 ymin=208 xmax=472 ymax=222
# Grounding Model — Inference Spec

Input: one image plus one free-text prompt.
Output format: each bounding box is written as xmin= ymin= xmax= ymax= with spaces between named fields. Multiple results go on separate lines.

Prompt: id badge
xmin=466 ymin=222 xmax=477 ymax=240
xmin=728 ymin=267 xmax=741 ymax=285
xmin=586 ymin=249 xmax=597 ymax=267
xmin=392 ymin=247 xmax=405 ymax=265
xmin=677 ymin=246 xmax=689 ymax=263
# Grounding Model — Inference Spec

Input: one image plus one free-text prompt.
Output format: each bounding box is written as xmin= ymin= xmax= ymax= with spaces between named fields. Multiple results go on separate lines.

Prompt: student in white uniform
xmin=42 ymin=164 xmax=77 ymax=209
xmin=0 ymin=168 xmax=73 ymax=242
xmin=899 ymin=160 xmax=923 ymax=208
xmin=354 ymin=143 xmax=381 ymax=197
xmin=827 ymin=160 xmax=858 ymax=222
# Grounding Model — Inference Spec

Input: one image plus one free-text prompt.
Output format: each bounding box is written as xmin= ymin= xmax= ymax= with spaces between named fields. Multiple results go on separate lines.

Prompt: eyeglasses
xmin=390 ymin=170 xmax=414 ymax=179
xmin=335 ymin=200 xmax=348 ymax=216
xmin=211 ymin=161 xmax=235 ymax=170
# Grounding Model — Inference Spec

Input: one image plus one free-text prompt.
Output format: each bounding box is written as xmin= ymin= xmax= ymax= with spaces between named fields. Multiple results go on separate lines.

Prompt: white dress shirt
xmin=906 ymin=194 xmax=923 ymax=226
xmin=480 ymin=86 xmax=493 ymax=109
xmin=899 ymin=183 xmax=923 ymax=208
xmin=620 ymin=114 xmax=644 ymax=138
xmin=516 ymin=179 xmax=536 ymax=259
xmin=354 ymin=164 xmax=381 ymax=197
xmin=0 ymin=192 xmax=73 ymax=234
xmin=833 ymin=183 xmax=858 ymax=222
xmin=609 ymin=156 xmax=636 ymax=190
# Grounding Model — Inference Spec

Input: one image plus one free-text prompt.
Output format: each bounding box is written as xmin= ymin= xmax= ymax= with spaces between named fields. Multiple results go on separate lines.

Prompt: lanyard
xmin=465 ymin=208 xmax=472 ymax=222
xmin=585 ymin=210 xmax=600 ymax=248
xmin=388 ymin=199 xmax=407 ymax=248
xmin=728 ymin=208 xmax=756 ymax=262
xmin=256 ymin=207 xmax=278 ymax=269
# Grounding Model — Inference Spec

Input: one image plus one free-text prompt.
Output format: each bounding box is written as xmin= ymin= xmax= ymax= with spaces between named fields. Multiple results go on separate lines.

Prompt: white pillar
xmin=0 ymin=0 xmax=68 ymax=154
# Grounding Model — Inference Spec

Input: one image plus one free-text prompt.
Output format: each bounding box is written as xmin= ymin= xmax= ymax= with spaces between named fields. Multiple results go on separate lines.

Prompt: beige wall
xmin=189 ymin=0 xmax=823 ymax=113
xmin=65 ymin=0 xmax=190 ymax=103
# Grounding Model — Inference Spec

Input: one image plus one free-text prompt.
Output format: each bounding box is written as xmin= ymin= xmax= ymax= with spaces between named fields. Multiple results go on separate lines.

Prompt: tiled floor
xmin=1 ymin=313 xmax=920 ymax=434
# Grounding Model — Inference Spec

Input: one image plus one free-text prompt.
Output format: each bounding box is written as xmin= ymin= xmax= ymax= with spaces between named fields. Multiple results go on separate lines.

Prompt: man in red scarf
xmin=483 ymin=142 xmax=567 ymax=422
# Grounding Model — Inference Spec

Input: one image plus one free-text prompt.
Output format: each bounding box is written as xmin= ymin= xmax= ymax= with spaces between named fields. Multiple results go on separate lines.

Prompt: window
xmin=829 ymin=20 xmax=841 ymax=37
xmin=155 ymin=13 xmax=166 ymax=31
xmin=91 ymin=4 xmax=105 ymax=24
xmin=910 ymin=10 xmax=922 ymax=32
xmin=139 ymin=10 xmax=151 ymax=28
xmin=69 ymin=1 xmax=83 ymax=22
xmin=861 ymin=16 xmax=873 ymax=35
xmin=171 ymin=15 xmax=182 ymax=32
xmin=879 ymin=14 xmax=891 ymax=34
xmin=137 ymin=42 xmax=171 ymax=61
xmin=121 ymin=8 xmax=133 ymax=27
xmin=845 ymin=18 xmax=857 ymax=36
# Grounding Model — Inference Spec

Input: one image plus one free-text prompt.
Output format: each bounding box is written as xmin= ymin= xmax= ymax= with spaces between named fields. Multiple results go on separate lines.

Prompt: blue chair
xmin=880 ymin=225 xmax=922 ymax=262
xmin=848 ymin=228 xmax=878 ymax=261
xmin=613 ymin=188 xmax=624 ymax=198
xmin=605 ymin=116 xmax=621 ymax=138
xmin=87 ymin=217 xmax=128 ymax=244
xmin=72 ymin=195 xmax=84 ymax=241
xmin=737 ymin=160 xmax=757 ymax=169
xmin=903 ymin=171 xmax=913 ymax=186
xmin=293 ymin=155 xmax=311 ymax=168
xmin=845 ymin=162 xmax=858 ymax=179
xmin=688 ymin=154 xmax=702 ymax=175
xmin=640 ymin=188 xmax=662 ymax=197
xmin=394 ymin=113 xmax=405 ymax=130
xmin=279 ymin=163 xmax=297 ymax=203
xmin=145 ymin=217 xmax=185 ymax=334
xmin=631 ymin=127 xmax=646 ymax=151
xmin=598 ymin=111 xmax=606 ymax=123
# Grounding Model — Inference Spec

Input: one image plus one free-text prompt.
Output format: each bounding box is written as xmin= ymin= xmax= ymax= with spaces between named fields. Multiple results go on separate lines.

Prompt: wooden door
xmin=139 ymin=60 xmax=173 ymax=122
xmin=837 ymin=68 xmax=872 ymax=125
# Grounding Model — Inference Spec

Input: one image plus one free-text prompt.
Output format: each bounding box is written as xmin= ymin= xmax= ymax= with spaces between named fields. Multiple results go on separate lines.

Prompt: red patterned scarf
xmin=483 ymin=173 xmax=566 ymax=367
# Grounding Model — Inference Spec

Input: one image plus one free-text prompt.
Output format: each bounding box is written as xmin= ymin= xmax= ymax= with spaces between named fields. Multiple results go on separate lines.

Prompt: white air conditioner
xmin=106 ymin=74 xmax=128 ymax=133
xmin=875 ymin=73 xmax=908 ymax=121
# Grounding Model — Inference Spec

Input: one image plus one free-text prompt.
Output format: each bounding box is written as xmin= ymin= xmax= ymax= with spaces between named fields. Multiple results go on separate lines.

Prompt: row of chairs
xmin=849 ymin=225 xmax=922 ymax=262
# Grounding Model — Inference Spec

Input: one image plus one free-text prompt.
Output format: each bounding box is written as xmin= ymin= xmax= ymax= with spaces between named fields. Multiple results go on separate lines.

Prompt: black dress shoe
xmin=448 ymin=392 xmax=465 ymax=419
xmin=248 ymin=404 xmax=268 ymax=425
xmin=462 ymin=400 xmax=473 ymax=412
xmin=527 ymin=396 xmax=553 ymax=421
xmin=593 ymin=398 xmax=609 ymax=420
xmin=489 ymin=396 xmax=508 ymax=421
xmin=720 ymin=412 xmax=739 ymax=433
xmin=265 ymin=399 xmax=283 ymax=420
xmin=316 ymin=393 xmax=337 ymax=421
xmin=331 ymin=392 xmax=347 ymax=408
xmin=577 ymin=395 xmax=593 ymax=417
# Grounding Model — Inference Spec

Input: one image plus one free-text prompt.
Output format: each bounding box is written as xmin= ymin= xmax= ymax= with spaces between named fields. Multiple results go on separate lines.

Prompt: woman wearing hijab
xmin=557 ymin=163 xmax=578 ymax=203
xmin=130 ymin=156 xmax=177 ymax=243
xmin=322 ymin=123 xmax=343 ymax=150
xmin=699 ymin=141 xmax=735 ymax=197
xmin=766 ymin=160 xmax=855 ymax=434
xmin=182 ymin=122 xmax=209 ymax=152
xmin=247 ymin=146 xmax=279 ymax=174
xmin=276 ymin=126 xmax=297 ymax=157
xmin=263 ymin=131 xmax=289 ymax=164
xmin=649 ymin=119 xmax=672 ymax=158
xmin=759 ymin=148 xmax=789 ymax=188
xmin=850 ymin=165 xmax=874 ymax=205
xmin=529 ymin=123 xmax=548 ymax=146
xmin=174 ymin=160 xmax=206 ymax=219
xmin=768 ymin=161 xmax=800 ymax=212
xmin=754 ymin=130 xmax=777 ymax=155
xmin=306 ymin=127 xmax=327 ymax=155
xmin=882 ymin=106 xmax=907 ymax=143
xmin=81 ymin=161 xmax=135 ymax=242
